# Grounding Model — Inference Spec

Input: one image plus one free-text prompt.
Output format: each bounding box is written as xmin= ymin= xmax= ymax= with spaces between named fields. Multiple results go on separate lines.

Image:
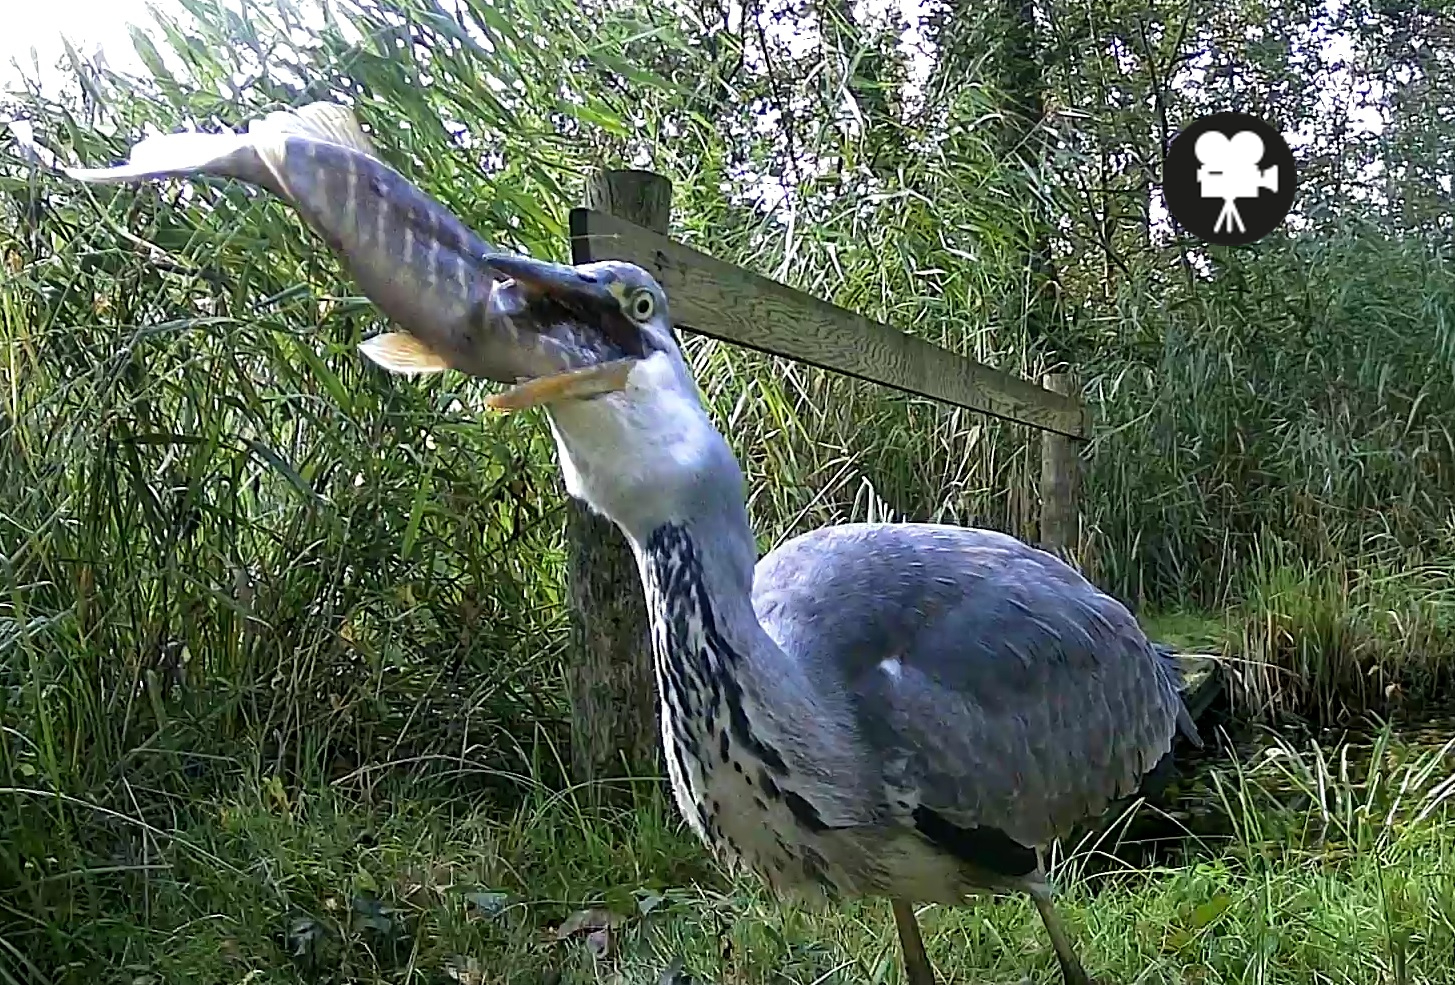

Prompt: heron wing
xmin=752 ymin=522 xmax=1194 ymax=855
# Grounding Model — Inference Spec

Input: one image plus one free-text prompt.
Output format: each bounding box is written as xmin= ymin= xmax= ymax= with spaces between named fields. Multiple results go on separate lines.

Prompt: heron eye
xmin=629 ymin=290 xmax=655 ymax=321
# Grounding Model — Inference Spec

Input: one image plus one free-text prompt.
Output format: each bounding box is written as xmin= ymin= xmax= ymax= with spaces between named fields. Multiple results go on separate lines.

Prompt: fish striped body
xmin=59 ymin=102 xmax=633 ymax=386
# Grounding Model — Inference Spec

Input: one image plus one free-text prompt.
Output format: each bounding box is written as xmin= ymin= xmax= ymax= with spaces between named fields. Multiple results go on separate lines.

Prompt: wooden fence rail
xmin=570 ymin=207 xmax=1091 ymax=442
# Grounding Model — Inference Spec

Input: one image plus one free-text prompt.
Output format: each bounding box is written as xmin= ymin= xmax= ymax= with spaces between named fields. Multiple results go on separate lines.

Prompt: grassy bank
xmin=1134 ymin=538 xmax=1455 ymax=726
xmin=5 ymin=726 xmax=1453 ymax=984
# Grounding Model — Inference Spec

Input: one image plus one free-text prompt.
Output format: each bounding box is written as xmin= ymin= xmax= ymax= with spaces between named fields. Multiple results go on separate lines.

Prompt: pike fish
xmin=55 ymin=101 xmax=641 ymax=407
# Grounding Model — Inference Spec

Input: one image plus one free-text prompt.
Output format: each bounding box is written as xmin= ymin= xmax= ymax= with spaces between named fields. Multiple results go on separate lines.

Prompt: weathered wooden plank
xmin=1174 ymin=653 xmax=1225 ymax=722
xmin=570 ymin=208 xmax=1089 ymax=440
xmin=1039 ymin=371 xmax=1082 ymax=552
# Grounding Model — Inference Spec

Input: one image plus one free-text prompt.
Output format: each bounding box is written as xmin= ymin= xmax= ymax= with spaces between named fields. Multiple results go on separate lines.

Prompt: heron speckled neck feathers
xmin=637 ymin=520 xmax=893 ymax=904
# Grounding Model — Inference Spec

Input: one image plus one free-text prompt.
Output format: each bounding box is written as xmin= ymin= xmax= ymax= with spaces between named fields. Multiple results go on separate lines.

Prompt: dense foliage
xmin=3 ymin=0 xmax=1455 ymax=977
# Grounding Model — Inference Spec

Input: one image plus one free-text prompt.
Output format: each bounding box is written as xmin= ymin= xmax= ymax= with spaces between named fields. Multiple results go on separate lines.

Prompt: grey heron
xmin=58 ymin=101 xmax=1201 ymax=985
xmin=451 ymin=254 xmax=1202 ymax=985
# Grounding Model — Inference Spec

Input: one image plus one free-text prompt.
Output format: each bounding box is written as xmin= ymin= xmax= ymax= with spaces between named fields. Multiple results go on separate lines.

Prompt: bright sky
xmin=7 ymin=0 xmax=936 ymax=95
xmin=6 ymin=0 xmax=1380 ymax=135
xmin=4 ymin=0 xmax=181 ymax=90
xmin=5 ymin=0 xmax=1379 ymax=130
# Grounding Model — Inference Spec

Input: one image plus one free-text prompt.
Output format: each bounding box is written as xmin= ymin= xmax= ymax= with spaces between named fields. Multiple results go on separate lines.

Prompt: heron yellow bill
xmin=485 ymin=359 xmax=638 ymax=411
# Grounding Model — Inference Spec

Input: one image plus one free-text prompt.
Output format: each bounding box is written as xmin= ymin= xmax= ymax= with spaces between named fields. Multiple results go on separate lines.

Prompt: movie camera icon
xmin=1195 ymin=130 xmax=1279 ymax=236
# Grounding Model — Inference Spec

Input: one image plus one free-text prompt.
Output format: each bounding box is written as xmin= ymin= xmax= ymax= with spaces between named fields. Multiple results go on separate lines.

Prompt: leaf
xmin=353 ymin=867 xmax=378 ymax=894
xmin=1163 ymin=892 xmax=1234 ymax=951
xmin=1189 ymin=893 xmax=1233 ymax=929
xmin=564 ymin=98 xmax=631 ymax=138
xmin=555 ymin=907 xmax=625 ymax=939
xmin=1163 ymin=927 xmax=1194 ymax=952
xmin=127 ymin=25 xmax=176 ymax=86
xmin=263 ymin=775 xmax=289 ymax=816
xmin=553 ymin=906 xmax=628 ymax=961
xmin=465 ymin=890 xmax=511 ymax=917
xmin=238 ymin=437 xmax=322 ymax=507
xmin=636 ymin=890 xmax=668 ymax=916
xmin=585 ymin=50 xmax=690 ymax=97
xmin=289 ymin=334 xmax=356 ymax=416
xmin=401 ymin=455 xmax=435 ymax=561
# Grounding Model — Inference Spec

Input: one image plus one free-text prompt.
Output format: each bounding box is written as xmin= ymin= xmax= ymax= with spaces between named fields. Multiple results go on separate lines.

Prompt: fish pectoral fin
xmin=255 ymin=102 xmax=378 ymax=159
xmin=359 ymin=332 xmax=452 ymax=374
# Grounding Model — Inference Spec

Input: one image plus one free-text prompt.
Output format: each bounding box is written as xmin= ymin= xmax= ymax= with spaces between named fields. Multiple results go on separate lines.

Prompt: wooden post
xmin=562 ymin=170 xmax=672 ymax=788
xmin=1039 ymin=371 xmax=1081 ymax=558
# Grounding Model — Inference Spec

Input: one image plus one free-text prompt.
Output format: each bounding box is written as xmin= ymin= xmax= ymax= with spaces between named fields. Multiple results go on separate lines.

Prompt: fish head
xmin=469 ymin=254 xmax=733 ymax=539
xmin=474 ymin=254 xmax=688 ymax=410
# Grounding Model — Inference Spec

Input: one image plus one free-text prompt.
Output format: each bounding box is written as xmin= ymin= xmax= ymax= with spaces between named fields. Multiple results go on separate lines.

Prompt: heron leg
xmin=1028 ymin=883 xmax=1093 ymax=985
xmin=890 ymin=899 xmax=939 ymax=985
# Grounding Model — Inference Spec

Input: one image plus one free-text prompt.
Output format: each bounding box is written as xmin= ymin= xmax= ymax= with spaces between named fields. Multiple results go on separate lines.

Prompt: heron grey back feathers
xmin=634 ymin=510 xmax=1197 ymax=904
xmin=752 ymin=522 xmax=1198 ymax=855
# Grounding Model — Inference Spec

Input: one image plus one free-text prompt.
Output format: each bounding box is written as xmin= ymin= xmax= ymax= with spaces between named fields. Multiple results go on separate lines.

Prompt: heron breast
xmin=661 ymin=699 xmax=848 ymax=897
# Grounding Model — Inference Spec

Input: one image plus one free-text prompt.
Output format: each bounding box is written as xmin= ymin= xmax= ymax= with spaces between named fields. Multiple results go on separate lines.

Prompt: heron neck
xmin=624 ymin=445 xmax=851 ymax=833
xmin=633 ymin=498 xmax=804 ymax=812
xmin=635 ymin=496 xmax=765 ymax=660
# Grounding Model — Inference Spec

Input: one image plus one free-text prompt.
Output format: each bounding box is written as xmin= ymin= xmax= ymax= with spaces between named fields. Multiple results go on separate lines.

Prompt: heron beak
xmin=478 ymin=253 xmax=643 ymax=411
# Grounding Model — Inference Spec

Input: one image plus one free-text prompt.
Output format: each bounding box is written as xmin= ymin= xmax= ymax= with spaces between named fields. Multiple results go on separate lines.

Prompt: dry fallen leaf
xmin=554 ymin=907 xmax=629 ymax=962
xmin=554 ymin=908 xmax=626 ymax=940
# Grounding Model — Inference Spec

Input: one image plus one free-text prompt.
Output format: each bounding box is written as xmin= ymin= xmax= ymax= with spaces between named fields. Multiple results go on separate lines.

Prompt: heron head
xmin=481 ymin=255 xmax=740 ymax=538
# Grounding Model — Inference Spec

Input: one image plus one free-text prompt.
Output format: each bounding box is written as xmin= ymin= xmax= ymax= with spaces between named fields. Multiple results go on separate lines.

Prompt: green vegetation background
xmin=2 ymin=0 xmax=1454 ymax=980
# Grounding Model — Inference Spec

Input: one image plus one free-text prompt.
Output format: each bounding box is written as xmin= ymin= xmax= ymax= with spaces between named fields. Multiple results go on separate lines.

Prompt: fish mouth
xmin=481 ymin=253 xmax=646 ymax=411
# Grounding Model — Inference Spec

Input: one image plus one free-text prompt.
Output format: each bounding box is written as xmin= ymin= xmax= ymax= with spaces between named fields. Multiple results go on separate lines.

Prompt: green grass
xmin=1228 ymin=534 xmax=1455 ymax=721
xmin=5 ymin=727 xmax=1453 ymax=984
xmin=1135 ymin=545 xmax=1455 ymax=725
xmin=1138 ymin=610 xmax=1231 ymax=654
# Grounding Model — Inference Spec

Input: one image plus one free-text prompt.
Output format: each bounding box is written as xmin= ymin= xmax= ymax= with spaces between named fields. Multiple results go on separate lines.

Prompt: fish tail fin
xmin=64 ymin=101 xmax=372 ymax=185
xmin=64 ymin=128 xmax=258 ymax=183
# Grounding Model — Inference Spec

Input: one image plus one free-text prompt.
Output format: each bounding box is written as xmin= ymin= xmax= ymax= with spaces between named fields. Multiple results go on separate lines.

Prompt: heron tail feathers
xmin=1152 ymin=641 xmax=1204 ymax=748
